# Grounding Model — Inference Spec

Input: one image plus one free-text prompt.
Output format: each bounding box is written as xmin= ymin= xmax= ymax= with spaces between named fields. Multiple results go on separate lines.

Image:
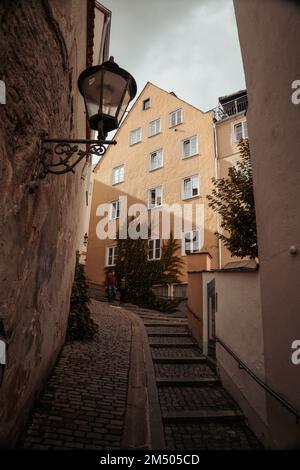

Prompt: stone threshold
xmin=156 ymin=377 xmax=221 ymax=386
xmin=162 ymin=409 xmax=245 ymax=423
xmin=150 ymin=343 xmax=197 ymax=349
xmin=147 ymin=332 xmax=191 ymax=337
xmin=152 ymin=356 xmax=207 ymax=364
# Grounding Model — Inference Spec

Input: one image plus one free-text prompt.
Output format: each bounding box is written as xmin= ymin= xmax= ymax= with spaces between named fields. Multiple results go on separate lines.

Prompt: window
xmin=182 ymin=135 xmax=198 ymax=159
xmin=106 ymin=246 xmax=118 ymax=266
xmin=112 ymin=164 xmax=124 ymax=185
xmin=149 ymin=149 xmax=163 ymax=171
xmin=183 ymin=229 xmax=200 ymax=254
xmin=148 ymin=239 xmax=161 ymax=260
xmin=233 ymin=121 xmax=248 ymax=141
xmin=142 ymin=98 xmax=151 ymax=110
xmin=148 ymin=118 xmax=161 ymax=137
xmin=109 ymin=199 xmax=121 ymax=220
xmin=148 ymin=186 xmax=163 ymax=208
xmin=182 ymin=175 xmax=200 ymax=199
xmin=169 ymin=108 xmax=183 ymax=127
xmin=130 ymin=127 xmax=142 ymax=145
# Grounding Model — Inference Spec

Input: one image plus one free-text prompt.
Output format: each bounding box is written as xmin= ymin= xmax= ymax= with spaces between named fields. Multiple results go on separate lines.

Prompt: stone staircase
xmin=131 ymin=306 xmax=263 ymax=450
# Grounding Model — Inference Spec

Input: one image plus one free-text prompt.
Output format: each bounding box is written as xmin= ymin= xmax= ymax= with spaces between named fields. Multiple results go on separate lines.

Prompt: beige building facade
xmin=213 ymin=89 xmax=248 ymax=267
xmin=86 ymin=82 xmax=220 ymax=293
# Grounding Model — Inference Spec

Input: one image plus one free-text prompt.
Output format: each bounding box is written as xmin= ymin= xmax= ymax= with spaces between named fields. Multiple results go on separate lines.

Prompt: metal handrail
xmin=214 ymin=97 xmax=248 ymax=122
xmin=215 ymin=336 xmax=300 ymax=424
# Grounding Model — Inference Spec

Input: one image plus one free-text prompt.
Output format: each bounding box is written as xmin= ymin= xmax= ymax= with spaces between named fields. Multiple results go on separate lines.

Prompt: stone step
xmin=153 ymin=356 xmax=207 ymax=364
xmin=141 ymin=315 xmax=186 ymax=321
xmin=144 ymin=322 xmax=188 ymax=327
xmin=150 ymin=343 xmax=197 ymax=349
xmin=156 ymin=377 xmax=221 ymax=387
xmin=150 ymin=341 xmax=196 ymax=348
xmin=154 ymin=362 xmax=216 ymax=379
xmin=148 ymin=332 xmax=191 ymax=338
xmin=162 ymin=409 xmax=245 ymax=423
xmin=164 ymin=422 xmax=262 ymax=450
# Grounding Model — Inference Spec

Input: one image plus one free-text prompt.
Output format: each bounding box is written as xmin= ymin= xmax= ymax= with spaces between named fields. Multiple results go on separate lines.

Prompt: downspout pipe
xmin=213 ymin=120 xmax=222 ymax=270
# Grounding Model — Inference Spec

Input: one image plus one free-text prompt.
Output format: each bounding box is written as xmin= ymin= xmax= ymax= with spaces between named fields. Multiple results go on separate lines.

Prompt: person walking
xmin=107 ymin=270 xmax=116 ymax=302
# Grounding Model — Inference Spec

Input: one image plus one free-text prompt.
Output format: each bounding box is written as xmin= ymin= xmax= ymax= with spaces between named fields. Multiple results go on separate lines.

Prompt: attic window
xmin=143 ymin=98 xmax=151 ymax=110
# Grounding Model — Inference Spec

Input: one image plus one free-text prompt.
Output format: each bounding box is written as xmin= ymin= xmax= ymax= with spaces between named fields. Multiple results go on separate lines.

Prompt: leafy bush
xmin=207 ymin=139 xmax=258 ymax=258
xmin=113 ymin=232 xmax=183 ymax=311
xmin=66 ymin=252 xmax=98 ymax=341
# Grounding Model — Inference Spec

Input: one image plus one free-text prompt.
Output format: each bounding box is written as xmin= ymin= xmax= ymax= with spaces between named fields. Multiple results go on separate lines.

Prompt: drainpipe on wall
xmin=98 ymin=14 xmax=111 ymax=65
xmin=213 ymin=121 xmax=222 ymax=269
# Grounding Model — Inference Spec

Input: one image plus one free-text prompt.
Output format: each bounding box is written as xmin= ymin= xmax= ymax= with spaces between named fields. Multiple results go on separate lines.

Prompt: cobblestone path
xmin=21 ymin=301 xmax=132 ymax=450
xmin=125 ymin=304 xmax=263 ymax=450
xmin=21 ymin=297 xmax=263 ymax=450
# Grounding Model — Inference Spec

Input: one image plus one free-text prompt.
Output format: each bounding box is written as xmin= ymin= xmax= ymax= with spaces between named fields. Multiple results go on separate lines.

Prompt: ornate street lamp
xmin=78 ymin=56 xmax=137 ymax=140
xmin=29 ymin=57 xmax=136 ymax=192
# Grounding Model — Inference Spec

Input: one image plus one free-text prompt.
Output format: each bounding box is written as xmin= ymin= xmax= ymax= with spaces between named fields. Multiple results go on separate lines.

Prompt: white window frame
xmin=149 ymin=148 xmax=163 ymax=171
xmin=142 ymin=98 xmax=151 ymax=110
xmin=182 ymin=135 xmax=198 ymax=159
xmin=148 ymin=118 xmax=161 ymax=137
xmin=182 ymin=175 xmax=200 ymax=200
xmin=106 ymin=245 xmax=118 ymax=267
xmin=233 ymin=121 xmax=248 ymax=142
xmin=109 ymin=199 xmax=121 ymax=220
xmin=183 ymin=229 xmax=200 ymax=255
xmin=130 ymin=127 xmax=142 ymax=145
xmin=169 ymin=108 xmax=183 ymax=128
xmin=148 ymin=239 xmax=162 ymax=260
xmin=148 ymin=185 xmax=163 ymax=209
xmin=112 ymin=164 xmax=124 ymax=185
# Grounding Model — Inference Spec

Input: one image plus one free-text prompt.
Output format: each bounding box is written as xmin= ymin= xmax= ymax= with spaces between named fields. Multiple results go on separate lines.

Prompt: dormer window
xmin=142 ymin=98 xmax=151 ymax=110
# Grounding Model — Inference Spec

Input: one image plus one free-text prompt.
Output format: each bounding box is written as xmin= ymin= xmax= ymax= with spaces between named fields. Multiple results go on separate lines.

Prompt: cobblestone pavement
xmin=21 ymin=300 xmax=132 ymax=450
xmin=130 ymin=304 xmax=263 ymax=450
xmin=21 ymin=298 xmax=263 ymax=450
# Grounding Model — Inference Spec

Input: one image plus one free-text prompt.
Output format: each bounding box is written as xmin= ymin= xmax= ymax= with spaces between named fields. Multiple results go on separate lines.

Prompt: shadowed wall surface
xmin=0 ymin=0 xmax=89 ymax=447
xmin=234 ymin=0 xmax=300 ymax=449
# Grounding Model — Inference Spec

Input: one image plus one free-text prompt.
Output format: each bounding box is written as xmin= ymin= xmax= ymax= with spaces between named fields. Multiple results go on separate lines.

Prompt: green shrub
xmin=114 ymin=231 xmax=183 ymax=311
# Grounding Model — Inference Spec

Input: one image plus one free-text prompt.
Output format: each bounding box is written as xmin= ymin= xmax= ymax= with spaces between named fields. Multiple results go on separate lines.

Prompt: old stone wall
xmin=0 ymin=0 xmax=88 ymax=447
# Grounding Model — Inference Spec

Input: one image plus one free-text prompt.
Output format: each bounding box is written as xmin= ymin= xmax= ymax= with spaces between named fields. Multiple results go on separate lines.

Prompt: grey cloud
xmin=102 ymin=0 xmax=245 ymax=111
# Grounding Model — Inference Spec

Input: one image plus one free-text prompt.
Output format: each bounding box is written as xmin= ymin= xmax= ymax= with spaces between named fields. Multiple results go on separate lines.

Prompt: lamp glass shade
xmin=78 ymin=58 xmax=137 ymax=136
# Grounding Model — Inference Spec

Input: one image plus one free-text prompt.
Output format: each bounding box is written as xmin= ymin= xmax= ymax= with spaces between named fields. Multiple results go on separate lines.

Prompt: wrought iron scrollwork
xmin=29 ymin=132 xmax=116 ymax=193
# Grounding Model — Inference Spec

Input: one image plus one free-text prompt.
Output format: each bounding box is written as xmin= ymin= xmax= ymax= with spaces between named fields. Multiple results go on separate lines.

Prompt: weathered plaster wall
xmin=234 ymin=0 xmax=300 ymax=449
xmin=0 ymin=0 xmax=88 ymax=447
xmin=203 ymin=270 xmax=269 ymax=446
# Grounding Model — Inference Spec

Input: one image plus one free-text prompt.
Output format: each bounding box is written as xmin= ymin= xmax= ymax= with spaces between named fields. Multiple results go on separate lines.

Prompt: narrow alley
xmin=21 ymin=299 xmax=262 ymax=450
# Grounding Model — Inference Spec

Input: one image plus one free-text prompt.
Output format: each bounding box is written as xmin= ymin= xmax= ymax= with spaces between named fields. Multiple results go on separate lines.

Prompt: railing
xmin=151 ymin=283 xmax=188 ymax=300
xmin=215 ymin=336 xmax=300 ymax=424
xmin=214 ymin=97 xmax=248 ymax=121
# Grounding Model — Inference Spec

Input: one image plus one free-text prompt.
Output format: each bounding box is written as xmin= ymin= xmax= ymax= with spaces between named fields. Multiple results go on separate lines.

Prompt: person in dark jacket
xmin=107 ymin=270 xmax=116 ymax=302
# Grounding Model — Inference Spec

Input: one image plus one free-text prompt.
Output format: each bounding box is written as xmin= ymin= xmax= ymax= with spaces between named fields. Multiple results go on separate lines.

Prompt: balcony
xmin=214 ymin=91 xmax=248 ymax=122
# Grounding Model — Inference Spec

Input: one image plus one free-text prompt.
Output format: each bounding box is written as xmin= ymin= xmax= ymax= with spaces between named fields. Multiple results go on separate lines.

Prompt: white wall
xmin=203 ymin=270 xmax=273 ymax=447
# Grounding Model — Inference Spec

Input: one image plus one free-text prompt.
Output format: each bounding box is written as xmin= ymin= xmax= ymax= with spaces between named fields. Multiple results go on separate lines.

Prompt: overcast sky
xmin=102 ymin=0 xmax=245 ymax=112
